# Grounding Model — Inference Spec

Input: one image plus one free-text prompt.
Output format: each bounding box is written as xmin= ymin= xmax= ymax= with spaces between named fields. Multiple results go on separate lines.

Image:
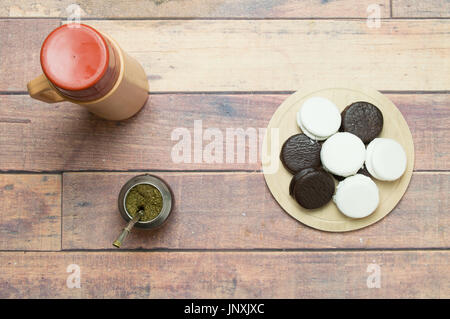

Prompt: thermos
xmin=27 ymin=24 xmax=148 ymax=120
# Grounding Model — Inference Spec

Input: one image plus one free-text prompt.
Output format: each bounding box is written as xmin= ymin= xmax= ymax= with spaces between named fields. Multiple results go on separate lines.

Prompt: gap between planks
xmin=1 ymin=17 xmax=450 ymax=20
xmin=1 ymin=170 xmax=449 ymax=175
xmin=2 ymin=91 xmax=450 ymax=95
xmin=0 ymin=248 xmax=448 ymax=253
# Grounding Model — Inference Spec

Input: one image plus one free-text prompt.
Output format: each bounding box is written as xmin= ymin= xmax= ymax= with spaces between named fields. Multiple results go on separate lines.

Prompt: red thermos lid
xmin=40 ymin=24 xmax=120 ymax=101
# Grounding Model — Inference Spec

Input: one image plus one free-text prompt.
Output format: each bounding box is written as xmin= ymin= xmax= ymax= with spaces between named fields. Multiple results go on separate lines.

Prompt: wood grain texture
xmin=2 ymin=19 xmax=450 ymax=92
xmin=0 ymin=174 xmax=61 ymax=251
xmin=0 ymin=20 xmax=60 ymax=91
xmin=0 ymin=251 xmax=448 ymax=298
xmin=0 ymin=2 xmax=448 ymax=300
xmin=1 ymin=0 xmax=390 ymax=18
xmin=83 ymin=19 xmax=450 ymax=92
xmin=62 ymin=172 xmax=449 ymax=250
xmin=393 ymin=0 xmax=450 ymax=17
xmin=0 ymin=94 xmax=448 ymax=171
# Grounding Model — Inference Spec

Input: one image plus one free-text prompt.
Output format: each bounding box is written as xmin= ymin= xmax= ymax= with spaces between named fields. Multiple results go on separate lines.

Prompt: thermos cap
xmin=40 ymin=24 xmax=109 ymax=92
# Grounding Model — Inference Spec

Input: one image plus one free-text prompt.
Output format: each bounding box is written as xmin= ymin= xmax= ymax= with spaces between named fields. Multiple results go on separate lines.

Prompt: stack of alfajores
xmin=280 ymin=97 xmax=407 ymax=219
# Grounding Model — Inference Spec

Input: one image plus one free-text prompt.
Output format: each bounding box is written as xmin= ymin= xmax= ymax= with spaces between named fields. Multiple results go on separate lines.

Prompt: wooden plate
xmin=262 ymin=85 xmax=414 ymax=232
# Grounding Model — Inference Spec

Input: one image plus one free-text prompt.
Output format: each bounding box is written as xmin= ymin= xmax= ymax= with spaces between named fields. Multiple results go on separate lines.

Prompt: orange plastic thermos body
xmin=27 ymin=24 xmax=148 ymax=120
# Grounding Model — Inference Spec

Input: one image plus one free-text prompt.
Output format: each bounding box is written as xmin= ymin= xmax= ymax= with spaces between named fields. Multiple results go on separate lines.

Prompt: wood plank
xmin=1 ymin=19 xmax=449 ymax=92
xmin=0 ymin=251 xmax=447 ymax=298
xmin=62 ymin=172 xmax=449 ymax=250
xmin=0 ymin=174 xmax=61 ymax=251
xmin=2 ymin=0 xmax=390 ymax=18
xmin=390 ymin=93 xmax=449 ymax=171
xmin=84 ymin=19 xmax=450 ymax=92
xmin=393 ymin=0 xmax=450 ymax=17
xmin=0 ymin=19 xmax=61 ymax=91
xmin=0 ymin=94 xmax=448 ymax=171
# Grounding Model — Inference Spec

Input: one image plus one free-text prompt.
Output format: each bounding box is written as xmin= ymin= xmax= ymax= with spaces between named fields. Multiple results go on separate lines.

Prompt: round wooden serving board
xmin=262 ymin=86 xmax=414 ymax=232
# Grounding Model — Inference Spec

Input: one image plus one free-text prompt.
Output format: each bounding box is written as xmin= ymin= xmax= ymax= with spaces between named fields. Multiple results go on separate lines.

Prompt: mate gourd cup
xmin=27 ymin=24 xmax=149 ymax=121
xmin=118 ymin=174 xmax=173 ymax=229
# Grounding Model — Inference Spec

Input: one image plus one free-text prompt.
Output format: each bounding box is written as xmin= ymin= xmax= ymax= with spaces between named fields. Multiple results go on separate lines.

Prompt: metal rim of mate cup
xmin=118 ymin=174 xmax=173 ymax=229
xmin=113 ymin=174 xmax=173 ymax=248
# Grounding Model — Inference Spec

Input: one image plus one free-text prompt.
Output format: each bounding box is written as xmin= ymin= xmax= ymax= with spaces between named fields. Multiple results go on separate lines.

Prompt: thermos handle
xmin=27 ymin=74 xmax=65 ymax=103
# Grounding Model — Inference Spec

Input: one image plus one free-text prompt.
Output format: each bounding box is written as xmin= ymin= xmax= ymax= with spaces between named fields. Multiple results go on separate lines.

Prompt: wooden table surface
xmin=0 ymin=0 xmax=449 ymax=298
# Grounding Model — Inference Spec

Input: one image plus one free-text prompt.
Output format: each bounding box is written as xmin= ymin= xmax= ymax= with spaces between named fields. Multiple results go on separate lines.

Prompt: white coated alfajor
xmin=365 ymin=138 xmax=407 ymax=181
xmin=365 ymin=138 xmax=380 ymax=179
xmin=297 ymin=97 xmax=341 ymax=140
xmin=296 ymin=111 xmax=328 ymax=141
xmin=333 ymin=174 xmax=379 ymax=218
xmin=320 ymin=132 xmax=366 ymax=177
